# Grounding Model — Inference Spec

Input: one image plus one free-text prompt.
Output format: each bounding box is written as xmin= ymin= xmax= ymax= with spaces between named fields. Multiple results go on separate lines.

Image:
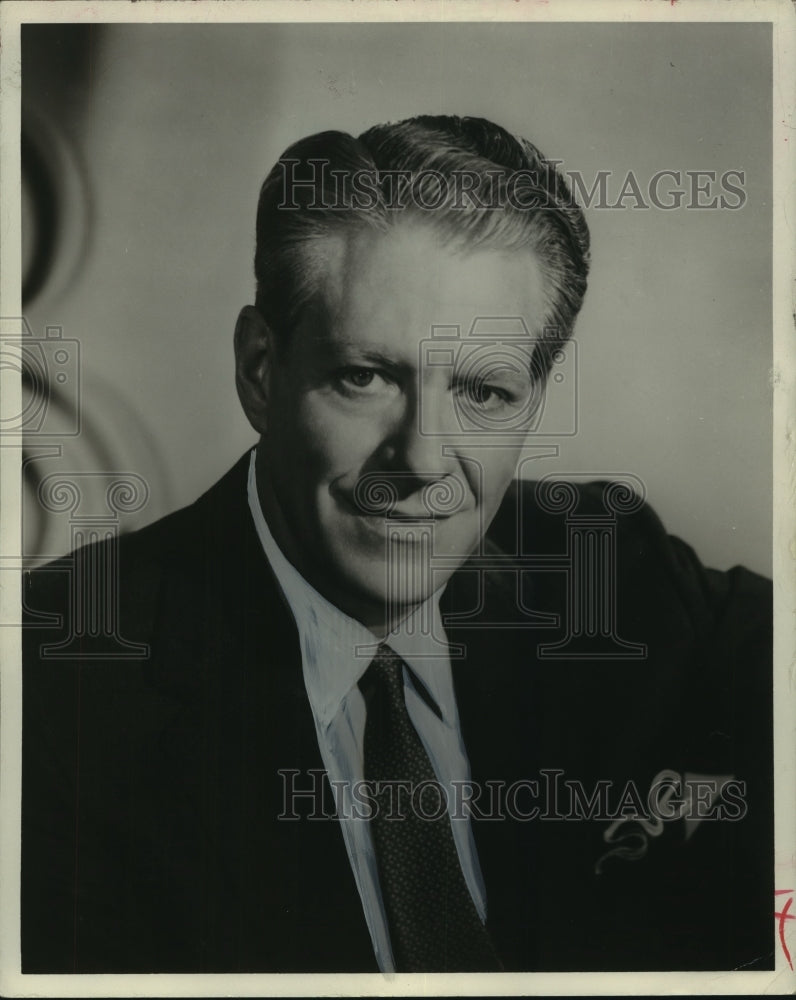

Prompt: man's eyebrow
xmin=321 ymin=341 xmax=415 ymax=373
xmin=453 ymin=359 xmax=535 ymax=386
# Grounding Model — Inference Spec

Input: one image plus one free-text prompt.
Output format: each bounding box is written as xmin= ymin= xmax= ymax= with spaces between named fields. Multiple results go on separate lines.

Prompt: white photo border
xmin=1 ymin=1 xmax=793 ymax=996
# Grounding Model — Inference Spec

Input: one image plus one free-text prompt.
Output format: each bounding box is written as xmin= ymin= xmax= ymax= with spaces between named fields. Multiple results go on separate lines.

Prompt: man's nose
xmin=389 ymin=387 xmax=461 ymax=483
xmin=355 ymin=389 xmax=470 ymax=516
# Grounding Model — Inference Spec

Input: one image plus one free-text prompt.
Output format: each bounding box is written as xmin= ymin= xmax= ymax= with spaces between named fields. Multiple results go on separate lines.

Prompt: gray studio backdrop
xmin=21 ymin=21 xmax=772 ymax=576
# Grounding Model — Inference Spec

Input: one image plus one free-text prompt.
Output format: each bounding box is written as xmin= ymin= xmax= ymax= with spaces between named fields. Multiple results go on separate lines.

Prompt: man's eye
xmin=468 ymin=384 xmax=496 ymax=404
xmin=458 ymin=381 xmax=510 ymax=409
xmin=335 ymin=367 xmax=391 ymax=397
xmin=344 ymin=369 xmax=376 ymax=388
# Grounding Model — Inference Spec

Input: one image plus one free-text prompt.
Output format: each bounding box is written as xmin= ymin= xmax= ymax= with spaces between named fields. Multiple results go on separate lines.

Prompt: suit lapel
xmin=146 ymin=456 xmax=376 ymax=971
xmin=443 ymin=559 xmax=543 ymax=969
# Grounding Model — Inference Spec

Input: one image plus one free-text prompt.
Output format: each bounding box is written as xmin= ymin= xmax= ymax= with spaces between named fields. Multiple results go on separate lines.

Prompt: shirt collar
xmin=246 ymin=449 xmax=451 ymax=730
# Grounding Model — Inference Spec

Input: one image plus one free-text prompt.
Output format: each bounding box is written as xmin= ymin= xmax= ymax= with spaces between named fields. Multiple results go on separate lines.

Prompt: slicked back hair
xmin=253 ymin=115 xmax=590 ymax=378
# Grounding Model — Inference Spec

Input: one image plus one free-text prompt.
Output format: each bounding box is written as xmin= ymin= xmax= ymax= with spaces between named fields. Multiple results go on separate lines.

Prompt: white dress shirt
xmin=246 ymin=449 xmax=487 ymax=972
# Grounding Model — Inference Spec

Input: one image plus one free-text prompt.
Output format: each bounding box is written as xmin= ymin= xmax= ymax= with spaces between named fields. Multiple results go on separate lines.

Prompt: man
xmin=21 ymin=115 xmax=773 ymax=974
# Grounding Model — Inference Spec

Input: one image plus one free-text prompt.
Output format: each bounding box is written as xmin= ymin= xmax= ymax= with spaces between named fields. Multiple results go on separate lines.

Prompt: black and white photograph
xmin=0 ymin=1 xmax=793 ymax=995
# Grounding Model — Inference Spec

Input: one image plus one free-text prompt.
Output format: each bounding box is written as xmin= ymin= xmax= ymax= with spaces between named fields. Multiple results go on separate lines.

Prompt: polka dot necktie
xmin=358 ymin=644 xmax=502 ymax=972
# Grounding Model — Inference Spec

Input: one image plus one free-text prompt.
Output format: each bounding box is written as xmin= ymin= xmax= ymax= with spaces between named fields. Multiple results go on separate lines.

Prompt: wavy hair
xmin=253 ymin=115 xmax=590 ymax=377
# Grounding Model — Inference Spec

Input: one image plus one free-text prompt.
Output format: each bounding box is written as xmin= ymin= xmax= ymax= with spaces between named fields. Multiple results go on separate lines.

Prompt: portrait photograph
xmin=0 ymin=1 xmax=793 ymax=997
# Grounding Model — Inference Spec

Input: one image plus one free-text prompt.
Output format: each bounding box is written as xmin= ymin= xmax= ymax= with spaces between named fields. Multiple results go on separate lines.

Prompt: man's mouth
xmin=353 ymin=512 xmax=451 ymax=548
xmin=345 ymin=502 xmax=454 ymax=522
xmin=337 ymin=493 xmax=459 ymax=522
xmin=335 ymin=475 xmax=471 ymax=522
xmin=381 ymin=508 xmax=453 ymax=521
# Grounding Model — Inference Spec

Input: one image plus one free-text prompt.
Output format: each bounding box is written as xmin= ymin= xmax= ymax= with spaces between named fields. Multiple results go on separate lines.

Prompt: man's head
xmin=235 ymin=115 xmax=589 ymax=633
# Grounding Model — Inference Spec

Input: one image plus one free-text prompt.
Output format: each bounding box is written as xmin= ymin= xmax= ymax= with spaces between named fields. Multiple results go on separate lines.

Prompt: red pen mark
xmin=775 ymin=890 xmax=795 ymax=970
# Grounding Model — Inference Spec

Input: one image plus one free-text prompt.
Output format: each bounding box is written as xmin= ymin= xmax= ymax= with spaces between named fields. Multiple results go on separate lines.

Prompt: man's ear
xmin=234 ymin=305 xmax=275 ymax=435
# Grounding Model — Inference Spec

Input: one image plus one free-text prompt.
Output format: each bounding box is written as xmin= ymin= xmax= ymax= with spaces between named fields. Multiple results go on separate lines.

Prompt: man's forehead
xmin=312 ymin=222 xmax=549 ymax=343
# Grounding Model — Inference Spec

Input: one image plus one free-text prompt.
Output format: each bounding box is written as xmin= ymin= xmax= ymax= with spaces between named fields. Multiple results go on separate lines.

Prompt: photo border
xmin=1 ymin=1 xmax=793 ymax=996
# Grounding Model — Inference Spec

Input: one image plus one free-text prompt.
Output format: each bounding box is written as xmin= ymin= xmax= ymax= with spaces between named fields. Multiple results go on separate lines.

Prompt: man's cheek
xmin=300 ymin=402 xmax=379 ymax=466
xmin=286 ymin=416 xmax=348 ymax=478
xmin=476 ymin=456 xmax=520 ymax=502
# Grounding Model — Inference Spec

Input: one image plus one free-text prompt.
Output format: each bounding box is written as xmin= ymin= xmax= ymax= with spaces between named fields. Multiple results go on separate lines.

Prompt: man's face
xmin=258 ymin=222 xmax=549 ymax=631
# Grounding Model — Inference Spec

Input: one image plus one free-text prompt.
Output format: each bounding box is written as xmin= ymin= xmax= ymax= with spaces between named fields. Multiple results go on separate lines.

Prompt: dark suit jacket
xmin=21 ymin=453 xmax=774 ymax=973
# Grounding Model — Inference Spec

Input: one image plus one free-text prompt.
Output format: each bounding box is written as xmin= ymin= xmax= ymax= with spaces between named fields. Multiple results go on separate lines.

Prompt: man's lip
xmin=383 ymin=509 xmax=453 ymax=520
xmin=357 ymin=508 xmax=454 ymax=521
xmin=336 ymin=493 xmax=463 ymax=520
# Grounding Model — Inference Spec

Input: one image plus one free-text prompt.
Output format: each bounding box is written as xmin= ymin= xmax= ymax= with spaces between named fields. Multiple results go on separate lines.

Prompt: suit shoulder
xmin=489 ymin=477 xmax=670 ymax=553
xmin=489 ymin=477 xmax=771 ymax=638
xmin=24 ymin=500 xmax=195 ymax=609
xmin=23 ymin=452 xmax=254 ymax=655
xmin=22 ymin=500 xmax=209 ymax=672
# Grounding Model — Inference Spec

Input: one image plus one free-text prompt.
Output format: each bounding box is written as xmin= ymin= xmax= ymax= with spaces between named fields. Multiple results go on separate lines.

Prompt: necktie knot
xmin=359 ymin=644 xmax=443 ymax=722
xmin=359 ymin=643 xmax=405 ymax=700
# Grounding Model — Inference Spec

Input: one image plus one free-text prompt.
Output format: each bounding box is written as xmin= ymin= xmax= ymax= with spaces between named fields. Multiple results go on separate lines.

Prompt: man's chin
xmin=310 ymin=519 xmax=477 ymax=627
xmin=314 ymin=556 xmax=441 ymax=630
